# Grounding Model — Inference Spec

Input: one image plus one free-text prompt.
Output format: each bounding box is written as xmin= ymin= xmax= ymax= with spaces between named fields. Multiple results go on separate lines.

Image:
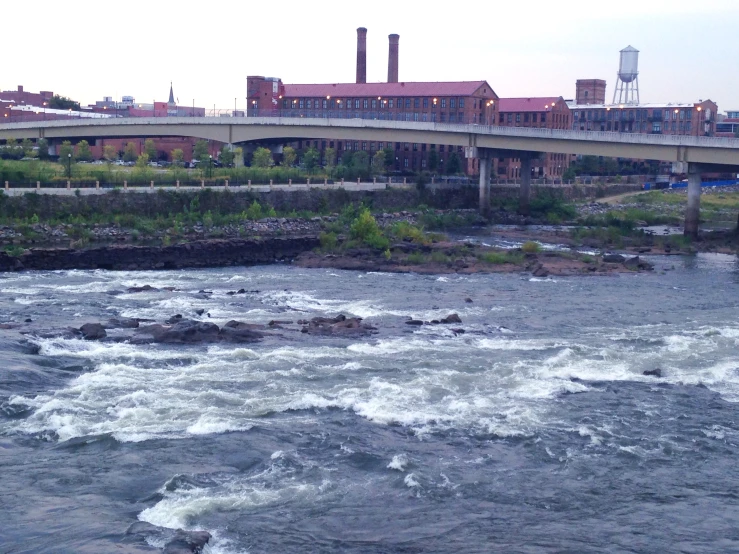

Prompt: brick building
xmin=496 ymin=97 xmax=572 ymax=179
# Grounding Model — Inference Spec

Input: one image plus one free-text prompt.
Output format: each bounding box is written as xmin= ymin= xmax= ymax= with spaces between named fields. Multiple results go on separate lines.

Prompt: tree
xmin=371 ymin=150 xmax=385 ymax=176
xmin=341 ymin=151 xmax=354 ymax=168
xmin=37 ymin=138 xmax=50 ymax=160
xmin=562 ymin=167 xmax=576 ymax=182
xmin=144 ymin=139 xmax=157 ymax=161
xmin=48 ymin=95 xmax=80 ymax=111
xmin=135 ymin=153 xmax=150 ymax=169
xmin=171 ymin=148 xmax=185 ymax=166
xmin=382 ymin=147 xmax=394 ymax=174
xmin=445 ymin=151 xmax=462 ymax=174
xmin=580 ymin=155 xmax=599 ymax=175
xmin=21 ymin=139 xmax=35 ymax=158
xmin=282 ymin=146 xmax=297 ymax=167
xmin=193 ymin=140 xmax=209 ymax=161
xmin=123 ymin=142 xmax=138 ymax=163
xmin=219 ymin=145 xmax=235 ymax=167
xmin=303 ymin=147 xmax=320 ymax=173
xmin=252 ymin=147 xmax=274 ymax=168
xmin=427 ymin=149 xmax=439 ymax=172
xmin=103 ymin=144 xmax=118 ymax=162
xmin=324 ymin=147 xmax=336 ymax=174
xmin=233 ymin=147 xmax=244 ymax=167
xmin=58 ymin=140 xmax=74 ymax=161
xmin=76 ymin=140 xmax=93 ymax=162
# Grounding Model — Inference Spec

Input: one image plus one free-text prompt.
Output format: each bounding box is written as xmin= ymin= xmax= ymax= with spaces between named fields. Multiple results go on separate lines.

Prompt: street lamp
xmin=66 ymin=153 xmax=72 ymax=179
xmin=208 ymin=154 xmax=213 ymax=178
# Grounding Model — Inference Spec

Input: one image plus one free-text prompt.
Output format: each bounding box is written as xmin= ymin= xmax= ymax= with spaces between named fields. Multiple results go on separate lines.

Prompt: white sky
xmin=4 ymin=0 xmax=738 ymax=111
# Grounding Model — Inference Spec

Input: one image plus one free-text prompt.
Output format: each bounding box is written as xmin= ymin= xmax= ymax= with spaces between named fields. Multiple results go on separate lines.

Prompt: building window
xmin=449 ymin=113 xmax=456 ymax=122
xmin=459 ymin=98 xmax=464 ymax=108
xmin=423 ymin=98 xmax=429 ymax=108
xmin=652 ymin=122 xmax=661 ymax=132
xmin=507 ymin=113 xmax=513 ymax=123
xmin=413 ymin=143 xmax=419 ymax=151
xmin=363 ymin=99 xmax=368 ymax=109
xmin=404 ymin=158 xmax=409 ymax=168
xmin=440 ymin=113 xmax=446 ymax=122
xmin=532 ymin=113 xmax=537 ymax=123
xmin=354 ymin=142 xmax=359 ymax=150
xmin=404 ymin=143 xmax=410 ymax=151
xmin=422 ymin=113 xmax=428 ymax=122
xmin=499 ymin=113 xmax=504 ymax=123
xmin=541 ymin=113 xmax=546 ymax=123
xmin=354 ymin=100 xmax=360 ymax=109
xmin=322 ymin=100 xmax=327 ymax=109
xmin=524 ymin=113 xmax=529 ymax=123
xmin=441 ymin=99 xmax=447 ymax=108
xmin=431 ymin=113 xmax=437 ymax=122
xmin=371 ymin=99 xmax=377 ymax=109
xmin=440 ymin=145 xmax=445 ymax=152
xmin=450 ymin=98 xmax=456 ymax=108
xmin=414 ymin=113 xmax=419 ymax=121
xmin=362 ymin=142 xmax=367 ymax=150
xmin=414 ymin=98 xmax=420 ymax=108
xmin=515 ymin=113 xmax=521 ymax=123
xmin=299 ymin=99 xmax=304 ymax=109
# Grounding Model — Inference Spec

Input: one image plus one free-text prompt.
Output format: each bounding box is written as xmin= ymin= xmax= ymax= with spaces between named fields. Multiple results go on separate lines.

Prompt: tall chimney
xmin=356 ymin=27 xmax=367 ymax=84
xmin=388 ymin=34 xmax=399 ymax=83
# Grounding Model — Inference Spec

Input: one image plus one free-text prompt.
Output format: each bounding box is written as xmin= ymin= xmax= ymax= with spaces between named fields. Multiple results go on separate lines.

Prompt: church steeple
xmin=168 ymin=82 xmax=175 ymax=105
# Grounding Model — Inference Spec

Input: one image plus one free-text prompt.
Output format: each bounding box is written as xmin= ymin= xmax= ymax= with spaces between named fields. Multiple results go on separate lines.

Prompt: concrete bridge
xmin=1 ymin=117 xmax=738 ymax=236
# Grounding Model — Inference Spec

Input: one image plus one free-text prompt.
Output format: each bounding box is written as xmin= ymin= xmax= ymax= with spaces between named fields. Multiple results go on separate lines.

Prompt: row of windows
xmin=296 ymin=140 xmax=465 ymax=154
xmin=573 ymin=108 xmax=694 ymax=122
xmin=282 ymin=97 xmax=475 ymax=110
xmin=574 ymin=120 xmax=695 ymax=133
xmin=266 ymin=110 xmax=489 ymax=124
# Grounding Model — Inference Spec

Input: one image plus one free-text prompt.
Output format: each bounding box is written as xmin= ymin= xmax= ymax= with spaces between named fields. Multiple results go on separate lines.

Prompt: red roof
xmin=498 ymin=97 xmax=565 ymax=113
xmin=283 ymin=81 xmax=496 ymax=99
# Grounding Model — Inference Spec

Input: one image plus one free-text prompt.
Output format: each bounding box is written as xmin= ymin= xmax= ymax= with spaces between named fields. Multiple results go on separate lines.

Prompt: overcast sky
xmin=4 ymin=0 xmax=738 ymax=111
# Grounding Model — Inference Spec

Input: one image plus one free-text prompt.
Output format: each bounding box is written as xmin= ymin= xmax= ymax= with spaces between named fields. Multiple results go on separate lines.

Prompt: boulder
xmin=464 ymin=298 xmax=473 ymax=303
xmin=624 ymin=256 xmax=654 ymax=271
xmin=643 ymin=368 xmax=662 ymax=378
xmin=218 ymin=320 xmax=265 ymax=343
xmin=104 ymin=317 xmax=140 ymax=329
xmin=163 ymin=529 xmax=212 ymax=554
xmin=127 ymin=284 xmax=158 ymax=293
xmin=166 ymin=314 xmax=184 ymax=324
xmin=532 ymin=265 xmax=549 ymax=278
xmin=138 ymin=320 xmax=220 ymax=344
xmin=602 ymin=254 xmax=626 ymax=263
xmin=405 ymin=319 xmax=424 ymax=326
xmin=301 ymin=314 xmax=376 ymax=336
xmin=440 ymin=313 xmax=462 ymax=324
xmin=79 ymin=323 xmax=106 ymax=340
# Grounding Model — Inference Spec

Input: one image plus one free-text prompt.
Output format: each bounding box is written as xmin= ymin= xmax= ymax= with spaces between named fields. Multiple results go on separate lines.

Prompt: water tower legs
xmin=684 ymin=163 xmax=702 ymax=238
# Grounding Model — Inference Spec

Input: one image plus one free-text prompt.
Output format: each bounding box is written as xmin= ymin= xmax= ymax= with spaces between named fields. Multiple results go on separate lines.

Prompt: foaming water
xmin=2 ymin=263 xmax=739 ymax=553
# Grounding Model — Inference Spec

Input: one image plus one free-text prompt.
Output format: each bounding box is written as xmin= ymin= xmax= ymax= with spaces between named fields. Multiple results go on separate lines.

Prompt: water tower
xmin=612 ymin=46 xmax=640 ymax=105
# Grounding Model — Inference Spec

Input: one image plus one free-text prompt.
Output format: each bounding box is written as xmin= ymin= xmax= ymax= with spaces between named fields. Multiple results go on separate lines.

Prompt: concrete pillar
xmin=5 ymin=182 xmax=8 ymax=191
xmin=519 ymin=156 xmax=532 ymax=216
xmin=124 ymin=180 xmax=128 ymax=190
xmin=324 ymin=178 xmax=328 ymax=186
xmin=176 ymin=180 xmax=179 ymax=188
xmin=36 ymin=181 xmax=40 ymax=190
xmin=201 ymin=180 xmax=205 ymax=188
xmin=150 ymin=181 xmax=154 ymax=188
xmin=684 ymin=163 xmax=702 ymax=238
xmin=66 ymin=181 xmax=70 ymax=190
xmin=307 ymin=178 xmax=310 ymax=186
xmin=225 ymin=179 xmax=229 ymax=187
xmin=479 ymin=150 xmax=491 ymax=218
xmin=96 ymin=181 xmax=100 ymax=189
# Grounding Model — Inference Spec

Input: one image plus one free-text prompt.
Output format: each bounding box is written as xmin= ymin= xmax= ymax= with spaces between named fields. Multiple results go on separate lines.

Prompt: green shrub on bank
xmin=349 ymin=208 xmax=389 ymax=250
xmin=521 ymin=241 xmax=541 ymax=254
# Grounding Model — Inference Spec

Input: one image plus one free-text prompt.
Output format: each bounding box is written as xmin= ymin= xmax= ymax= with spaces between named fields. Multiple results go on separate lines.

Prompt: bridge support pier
xmin=478 ymin=149 xmax=492 ymax=218
xmin=684 ymin=163 xmax=702 ymax=239
xmin=519 ymin=156 xmax=533 ymax=216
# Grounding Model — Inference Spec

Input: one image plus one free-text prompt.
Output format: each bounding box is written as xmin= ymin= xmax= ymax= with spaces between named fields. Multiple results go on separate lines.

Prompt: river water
xmin=1 ymin=252 xmax=739 ymax=553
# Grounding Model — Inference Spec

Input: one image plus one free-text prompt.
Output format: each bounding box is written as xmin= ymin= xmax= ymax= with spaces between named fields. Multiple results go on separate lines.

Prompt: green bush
xmin=521 ymin=241 xmax=541 ymax=254
xmin=319 ymin=231 xmax=338 ymax=250
xmin=349 ymin=208 xmax=389 ymax=250
xmin=478 ymin=251 xmax=524 ymax=265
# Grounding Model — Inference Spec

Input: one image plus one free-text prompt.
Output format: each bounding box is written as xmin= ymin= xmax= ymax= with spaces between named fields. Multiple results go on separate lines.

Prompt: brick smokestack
xmin=356 ymin=27 xmax=367 ymax=84
xmin=388 ymin=34 xmax=399 ymax=83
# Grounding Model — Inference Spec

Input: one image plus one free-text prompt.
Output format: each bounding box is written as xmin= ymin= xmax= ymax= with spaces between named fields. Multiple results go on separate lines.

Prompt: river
xmin=1 ymin=251 xmax=739 ymax=553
